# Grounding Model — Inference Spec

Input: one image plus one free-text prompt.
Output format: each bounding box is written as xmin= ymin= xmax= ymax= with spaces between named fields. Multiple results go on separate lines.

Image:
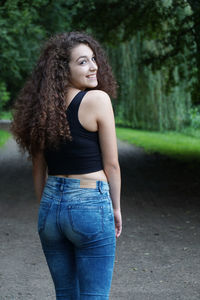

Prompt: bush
xmin=189 ymin=106 xmax=200 ymax=129
xmin=0 ymin=82 xmax=10 ymax=115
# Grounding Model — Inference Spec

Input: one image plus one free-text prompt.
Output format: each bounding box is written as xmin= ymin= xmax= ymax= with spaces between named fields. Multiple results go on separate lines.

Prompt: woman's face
xmin=68 ymin=43 xmax=98 ymax=90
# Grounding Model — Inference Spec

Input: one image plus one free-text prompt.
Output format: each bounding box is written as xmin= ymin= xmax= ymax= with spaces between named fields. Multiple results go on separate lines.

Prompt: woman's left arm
xmin=32 ymin=151 xmax=48 ymax=203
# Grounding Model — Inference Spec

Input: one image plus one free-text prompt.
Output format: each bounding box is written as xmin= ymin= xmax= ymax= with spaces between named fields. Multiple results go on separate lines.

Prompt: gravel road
xmin=0 ymin=126 xmax=200 ymax=299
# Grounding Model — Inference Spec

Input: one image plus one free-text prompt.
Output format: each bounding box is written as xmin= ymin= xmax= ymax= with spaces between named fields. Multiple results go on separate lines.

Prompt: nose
xmin=89 ymin=59 xmax=98 ymax=71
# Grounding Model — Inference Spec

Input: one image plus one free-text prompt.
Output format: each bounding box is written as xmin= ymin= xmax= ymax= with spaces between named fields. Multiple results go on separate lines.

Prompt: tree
xmin=68 ymin=0 xmax=200 ymax=103
xmin=0 ymin=0 xmax=46 ymax=102
xmin=0 ymin=0 xmax=79 ymax=103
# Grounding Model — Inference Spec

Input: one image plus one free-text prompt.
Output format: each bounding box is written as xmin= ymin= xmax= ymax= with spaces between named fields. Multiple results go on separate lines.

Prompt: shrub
xmin=0 ymin=82 xmax=10 ymax=115
xmin=189 ymin=106 xmax=200 ymax=129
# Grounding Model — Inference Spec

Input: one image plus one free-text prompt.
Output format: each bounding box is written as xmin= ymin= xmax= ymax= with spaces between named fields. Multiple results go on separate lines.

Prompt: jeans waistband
xmin=47 ymin=176 xmax=109 ymax=193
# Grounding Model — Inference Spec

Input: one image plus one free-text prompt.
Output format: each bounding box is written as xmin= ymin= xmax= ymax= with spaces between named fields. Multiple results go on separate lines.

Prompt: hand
xmin=113 ymin=208 xmax=122 ymax=238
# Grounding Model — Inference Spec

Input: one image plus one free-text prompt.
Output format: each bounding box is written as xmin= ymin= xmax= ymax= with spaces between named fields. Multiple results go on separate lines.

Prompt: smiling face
xmin=68 ymin=43 xmax=98 ymax=90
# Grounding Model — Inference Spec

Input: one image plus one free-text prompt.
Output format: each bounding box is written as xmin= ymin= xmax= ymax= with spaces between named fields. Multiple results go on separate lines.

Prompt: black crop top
xmin=44 ymin=90 xmax=103 ymax=175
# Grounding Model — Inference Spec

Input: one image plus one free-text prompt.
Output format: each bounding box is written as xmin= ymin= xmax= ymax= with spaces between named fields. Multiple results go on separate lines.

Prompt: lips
xmin=86 ymin=74 xmax=97 ymax=78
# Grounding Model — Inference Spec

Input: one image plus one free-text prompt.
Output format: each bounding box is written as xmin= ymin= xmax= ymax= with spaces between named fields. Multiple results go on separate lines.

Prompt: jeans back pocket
xmin=68 ymin=205 xmax=103 ymax=238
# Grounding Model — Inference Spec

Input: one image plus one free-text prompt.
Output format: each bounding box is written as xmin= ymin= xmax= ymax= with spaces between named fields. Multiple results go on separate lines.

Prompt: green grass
xmin=180 ymin=126 xmax=200 ymax=139
xmin=0 ymin=130 xmax=11 ymax=147
xmin=116 ymin=127 xmax=200 ymax=162
xmin=0 ymin=110 xmax=12 ymax=120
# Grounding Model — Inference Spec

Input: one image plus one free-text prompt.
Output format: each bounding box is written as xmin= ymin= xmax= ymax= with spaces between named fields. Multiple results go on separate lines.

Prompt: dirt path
xmin=0 ymin=129 xmax=200 ymax=299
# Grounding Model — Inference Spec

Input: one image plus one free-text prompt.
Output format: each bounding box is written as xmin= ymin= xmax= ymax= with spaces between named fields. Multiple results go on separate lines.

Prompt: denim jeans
xmin=38 ymin=176 xmax=116 ymax=300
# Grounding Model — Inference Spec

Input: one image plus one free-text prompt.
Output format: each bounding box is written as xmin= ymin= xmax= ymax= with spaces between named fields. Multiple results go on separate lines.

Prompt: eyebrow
xmin=75 ymin=55 xmax=95 ymax=62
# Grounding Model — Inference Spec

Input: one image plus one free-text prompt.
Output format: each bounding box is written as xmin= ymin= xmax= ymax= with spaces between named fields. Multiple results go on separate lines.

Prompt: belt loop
xmin=98 ymin=181 xmax=103 ymax=194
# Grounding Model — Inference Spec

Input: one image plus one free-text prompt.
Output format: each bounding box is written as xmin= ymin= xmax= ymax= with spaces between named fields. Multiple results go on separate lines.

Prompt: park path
xmin=0 ymin=125 xmax=200 ymax=300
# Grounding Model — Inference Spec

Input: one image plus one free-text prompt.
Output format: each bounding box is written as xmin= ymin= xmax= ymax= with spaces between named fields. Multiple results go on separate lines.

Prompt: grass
xmin=116 ymin=127 xmax=200 ymax=162
xmin=180 ymin=126 xmax=200 ymax=139
xmin=0 ymin=129 xmax=11 ymax=147
xmin=0 ymin=110 xmax=12 ymax=120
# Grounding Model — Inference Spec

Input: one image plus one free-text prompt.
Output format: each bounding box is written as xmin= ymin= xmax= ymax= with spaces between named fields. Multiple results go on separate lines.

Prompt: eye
xmin=80 ymin=60 xmax=87 ymax=65
xmin=92 ymin=56 xmax=96 ymax=62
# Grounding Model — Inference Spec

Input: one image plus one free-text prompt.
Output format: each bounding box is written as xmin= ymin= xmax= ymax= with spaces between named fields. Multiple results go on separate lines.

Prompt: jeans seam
xmin=38 ymin=201 xmax=53 ymax=234
xmin=56 ymin=197 xmax=64 ymax=235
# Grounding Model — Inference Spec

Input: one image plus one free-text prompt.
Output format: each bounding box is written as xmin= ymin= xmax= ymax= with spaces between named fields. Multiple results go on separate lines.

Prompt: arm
xmin=95 ymin=91 xmax=122 ymax=238
xmin=32 ymin=151 xmax=48 ymax=203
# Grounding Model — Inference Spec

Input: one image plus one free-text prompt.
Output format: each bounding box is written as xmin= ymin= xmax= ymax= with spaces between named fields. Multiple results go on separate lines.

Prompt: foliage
xmin=0 ymin=0 xmax=80 ymax=103
xmin=116 ymin=127 xmax=200 ymax=162
xmin=1 ymin=0 xmax=200 ymax=131
xmin=0 ymin=129 xmax=11 ymax=147
xmin=188 ymin=106 xmax=200 ymax=129
xmin=108 ymin=35 xmax=192 ymax=131
xmin=181 ymin=126 xmax=200 ymax=138
xmin=68 ymin=0 xmax=166 ymax=44
xmin=0 ymin=110 xmax=12 ymax=120
xmin=0 ymin=0 xmax=46 ymax=101
xmin=0 ymin=82 xmax=10 ymax=114
xmin=69 ymin=0 xmax=200 ymax=103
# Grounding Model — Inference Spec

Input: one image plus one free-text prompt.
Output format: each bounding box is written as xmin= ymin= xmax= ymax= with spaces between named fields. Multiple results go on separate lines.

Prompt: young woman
xmin=11 ymin=31 xmax=122 ymax=299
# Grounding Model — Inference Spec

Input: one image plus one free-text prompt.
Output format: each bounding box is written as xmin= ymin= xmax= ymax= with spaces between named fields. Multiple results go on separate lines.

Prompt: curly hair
xmin=11 ymin=31 xmax=118 ymax=159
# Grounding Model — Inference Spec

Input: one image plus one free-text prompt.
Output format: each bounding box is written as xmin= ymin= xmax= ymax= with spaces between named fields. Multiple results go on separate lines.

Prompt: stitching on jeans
xmin=68 ymin=206 xmax=104 ymax=237
xmin=56 ymin=196 xmax=64 ymax=235
xmin=38 ymin=201 xmax=53 ymax=233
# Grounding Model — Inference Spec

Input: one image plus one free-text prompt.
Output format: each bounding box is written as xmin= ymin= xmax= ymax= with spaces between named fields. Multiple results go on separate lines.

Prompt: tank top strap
xmin=66 ymin=90 xmax=88 ymax=126
xmin=67 ymin=90 xmax=88 ymax=113
xmin=72 ymin=90 xmax=88 ymax=113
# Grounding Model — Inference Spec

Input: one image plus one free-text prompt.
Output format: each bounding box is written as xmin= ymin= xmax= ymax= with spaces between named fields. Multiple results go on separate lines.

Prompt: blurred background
xmin=1 ymin=0 xmax=200 ymax=158
xmin=1 ymin=1 xmax=200 ymax=299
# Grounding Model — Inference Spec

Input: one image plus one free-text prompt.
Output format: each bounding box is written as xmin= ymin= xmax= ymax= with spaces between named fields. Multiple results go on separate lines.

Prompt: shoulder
xmin=86 ymin=89 xmax=110 ymax=98
xmin=84 ymin=90 xmax=114 ymax=123
xmin=85 ymin=90 xmax=111 ymax=107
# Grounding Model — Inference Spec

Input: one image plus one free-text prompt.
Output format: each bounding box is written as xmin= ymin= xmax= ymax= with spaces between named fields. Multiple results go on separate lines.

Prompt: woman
xmin=11 ymin=31 xmax=122 ymax=299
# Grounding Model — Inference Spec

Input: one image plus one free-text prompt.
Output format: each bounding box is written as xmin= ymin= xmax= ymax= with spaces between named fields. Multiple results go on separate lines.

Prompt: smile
xmin=86 ymin=74 xmax=96 ymax=78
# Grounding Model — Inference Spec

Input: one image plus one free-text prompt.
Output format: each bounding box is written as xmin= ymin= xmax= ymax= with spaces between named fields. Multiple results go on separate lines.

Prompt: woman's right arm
xmin=94 ymin=91 xmax=122 ymax=238
xmin=32 ymin=151 xmax=48 ymax=203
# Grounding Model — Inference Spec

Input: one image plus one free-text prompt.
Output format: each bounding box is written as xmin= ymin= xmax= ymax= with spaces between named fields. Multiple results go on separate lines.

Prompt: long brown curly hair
xmin=11 ymin=31 xmax=117 ymax=159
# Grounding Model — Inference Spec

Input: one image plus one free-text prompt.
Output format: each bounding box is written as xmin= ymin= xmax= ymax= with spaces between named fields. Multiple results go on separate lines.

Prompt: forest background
xmin=1 ymin=0 xmax=200 ymax=137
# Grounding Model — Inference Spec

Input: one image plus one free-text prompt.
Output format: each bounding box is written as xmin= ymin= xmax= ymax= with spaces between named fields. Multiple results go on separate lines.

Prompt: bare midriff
xmin=53 ymin=170 xmax=108 ymax=182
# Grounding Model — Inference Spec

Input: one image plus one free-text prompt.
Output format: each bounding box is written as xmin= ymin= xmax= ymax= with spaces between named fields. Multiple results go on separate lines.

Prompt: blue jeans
xmin=38 ymin=176 xmax=116 ymax=300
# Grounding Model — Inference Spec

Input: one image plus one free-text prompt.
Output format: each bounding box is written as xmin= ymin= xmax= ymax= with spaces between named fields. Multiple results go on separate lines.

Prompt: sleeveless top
xmin=44 ymin=90 xmax=103 ymax=175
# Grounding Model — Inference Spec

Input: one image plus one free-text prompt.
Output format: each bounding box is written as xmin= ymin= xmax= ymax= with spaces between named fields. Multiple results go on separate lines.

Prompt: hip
xmin=38 ymin=176 xmax=115 ymax=241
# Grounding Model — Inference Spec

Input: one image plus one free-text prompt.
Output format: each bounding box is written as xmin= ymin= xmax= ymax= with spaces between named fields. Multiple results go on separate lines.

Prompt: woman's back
xmin=44 ymin=89 xmax=103 ymax=176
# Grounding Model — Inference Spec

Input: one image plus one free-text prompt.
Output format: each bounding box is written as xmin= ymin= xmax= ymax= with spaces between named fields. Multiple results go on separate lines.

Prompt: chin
xmin=88 ymin=81 xmax=98 ymax=88
xmin=78 ymin=81 xmax=98 ymax=90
